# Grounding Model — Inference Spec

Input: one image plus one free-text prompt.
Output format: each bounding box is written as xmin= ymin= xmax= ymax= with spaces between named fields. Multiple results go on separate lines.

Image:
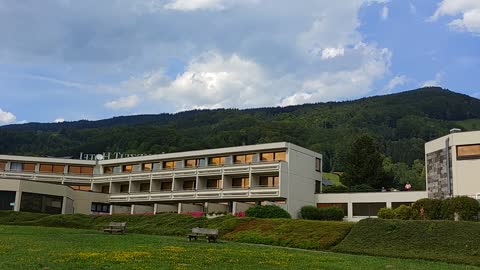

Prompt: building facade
xmin=425 ymin=130 xmax=480 ymax=199
xmin=0 ymin=143 xmax=322 ymax=218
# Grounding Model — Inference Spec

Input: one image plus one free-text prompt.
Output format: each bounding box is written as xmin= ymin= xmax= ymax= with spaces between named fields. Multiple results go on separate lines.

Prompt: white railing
xmin=108 ymin=186 xmax=280 ymax=202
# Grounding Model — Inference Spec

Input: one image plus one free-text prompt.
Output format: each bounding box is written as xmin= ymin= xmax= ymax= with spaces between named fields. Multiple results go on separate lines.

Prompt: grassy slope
xmin=223 ymin=219 xmax=352 ymax=250
xmin=0 ymin=211 xmax=349 ymax=250
xmin=1 ymin=225 xmax=478 ymax=270
xmin=333 ymin=218 xmax=480 ymax=266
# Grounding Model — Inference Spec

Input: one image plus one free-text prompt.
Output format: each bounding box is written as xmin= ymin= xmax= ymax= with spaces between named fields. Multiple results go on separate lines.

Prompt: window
xmin=260 ymin=152 xmax=286 ymax=161
xmin=39 ymin=164 xmax=65 ymax=174
xmin=259 ymin=176 xmax=279 ymax=187
xmin=161 ymin=181 xmax=172 ymax=191
xmin=232 ymin=177 xmax=249 ymax=188
xmin=69 ymin=166 xmax=93 ymax=175
xmin=353 ymin=202 xmax=386 ymax=217
xmin=208 ymin=156 xmax=226 ymax=166
xmin=317 ymin=203 xmax=348 ymax=216
xmin=142 ymin=163 xmax=153 ymax=171
xmin=120 ymin=184 xmax=129 ymax=193
xmin=20 ymin=192 xmax=63 ymax=214
xmin=207 ymin=179 xmax=221 ymax=189
xmin=315 ymin=181 xmax=321 ymax=193
xmin=101 ymin=186 xmax=110 ymax=194
xmin=315 ymin=158 xmax=322 ymax=172
xmin=103 ymin=166 xmax=114 ymax=174
xmin=23 ymin=163 xmax=36 ymax=172
xmin=91 ymin=202 xmax=110 ymax=213
xmin=70 ymin=185 xmax=91 ymax=191
xmin=10 ymin=162 xmax=35 ymax=172
xmin=122 ymin=165 xmax=133 ymax=173
xmin=0 ymin=161 xmax=6 ymax=171
xmin=234 ymin=154 xmax=253 ymax=164
xmin=457 ymin=144 xmax=480 ymax=160
xmin=0 ymin=191 xmax=16 ymax=211
xmin=163 ymin=160 xmax=177 ymax=169
xmin=140 ymin=183 xmax=150 ymax=192
xmin=185 ymin=159 xmax=201 ymax=168
xmin=183 ymin=180 xmax=196 ymax=190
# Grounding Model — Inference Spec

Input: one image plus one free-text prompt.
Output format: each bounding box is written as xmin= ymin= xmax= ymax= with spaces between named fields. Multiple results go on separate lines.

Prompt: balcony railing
xmin=109 ymin=186 xmax=281 ymax=202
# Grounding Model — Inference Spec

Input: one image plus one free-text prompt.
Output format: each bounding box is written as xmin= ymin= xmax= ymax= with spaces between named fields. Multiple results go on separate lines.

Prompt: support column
xmin=153 ymin=203 xmax=158 ymax=215
xmin=14 ymin=191 xmax=21 ymax=212
xmin=386 ymin=201 xmax=392 ymax=208
xmin=130 ymin=205 xmax=135 ymax=215
xmin=61 ymin=197 xmax=67 ymax=214
xmin=348 ymin=202 xmax=353 ymax=220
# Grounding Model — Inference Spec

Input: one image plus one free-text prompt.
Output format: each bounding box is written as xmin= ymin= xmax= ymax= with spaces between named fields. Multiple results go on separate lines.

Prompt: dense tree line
xmin=0 ymin=87 xmax=479 ymax=175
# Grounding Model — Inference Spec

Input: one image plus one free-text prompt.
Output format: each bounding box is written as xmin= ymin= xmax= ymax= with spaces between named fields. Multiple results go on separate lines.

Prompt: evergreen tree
xmin=341 ymin=135 xmax=393 ymax=189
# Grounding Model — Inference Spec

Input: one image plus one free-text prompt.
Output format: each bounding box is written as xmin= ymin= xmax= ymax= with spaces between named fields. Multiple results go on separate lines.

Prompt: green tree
xmin=341 ymin=135 xmax=392 ymax=189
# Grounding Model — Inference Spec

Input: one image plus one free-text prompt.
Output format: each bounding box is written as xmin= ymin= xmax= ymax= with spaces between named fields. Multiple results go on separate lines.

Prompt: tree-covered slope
xmin=1 ymin=87 xmax=479 ymax=171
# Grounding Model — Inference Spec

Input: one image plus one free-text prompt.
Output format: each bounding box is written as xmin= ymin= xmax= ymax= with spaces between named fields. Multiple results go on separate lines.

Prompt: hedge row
xmin=300 ymin=206 xmax=344 ymax=221
xmin=378 ymin=196 xmax=480 ymax=221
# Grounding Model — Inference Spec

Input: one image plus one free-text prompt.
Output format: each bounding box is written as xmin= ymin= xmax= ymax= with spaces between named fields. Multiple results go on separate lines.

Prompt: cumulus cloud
xmin=383 ymin=75 xmax=409 ymax=93
xmin=421 ymin=72 xmax=444 ymax=87
xmin=430 ymin=0 xmax=480 ymax=34
xmin=381 ymin=6 xmax=389 ymax=20
xmin=321 ymin=47 xmax=345 ymax=60
xmin=0 ymin=108 xmax=16 ymax=125
xmin=54 ymin=118 xmax=65 ymax=123
xmin=104 ymin=95 xmax=140 ymax=110
xmin=164 ymin=0 xmax=257 ymax=11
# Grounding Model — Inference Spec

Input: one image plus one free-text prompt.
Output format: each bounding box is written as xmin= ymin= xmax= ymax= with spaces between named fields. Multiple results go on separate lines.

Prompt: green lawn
xmin=323 ymin=172 xmax=343 ymax=186
xmin=0 ymin=225 xmax=477 ymax=270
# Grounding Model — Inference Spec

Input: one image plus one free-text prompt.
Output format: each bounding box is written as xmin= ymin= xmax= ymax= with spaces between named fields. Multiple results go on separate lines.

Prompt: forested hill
xmin=1 ymin=87 xmax=480 ymax=172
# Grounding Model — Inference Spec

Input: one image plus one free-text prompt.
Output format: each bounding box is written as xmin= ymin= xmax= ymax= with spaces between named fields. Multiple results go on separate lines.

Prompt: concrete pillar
xmin=14 ymin=191 xmax=21 ymax=212
xmin=386 ymin=201 xmax=392 ymax=208
xmin=130 ymin=205 xmax=135 ymax=215
xmin=61 ymin=197 xmax=67 ymax=214
xmin=347 ymin=202 xmax=353 ymax=220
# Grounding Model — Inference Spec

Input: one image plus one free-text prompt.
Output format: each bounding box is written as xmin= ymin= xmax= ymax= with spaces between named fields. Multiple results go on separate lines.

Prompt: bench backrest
xmin=192 ymin=227 xmax=218 ymax=235
xmin=109 ymin=222 xmax=127 ymax=227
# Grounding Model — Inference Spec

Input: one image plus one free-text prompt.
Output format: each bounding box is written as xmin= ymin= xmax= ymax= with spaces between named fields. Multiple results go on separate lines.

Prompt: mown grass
xmin=333 ymin=218 xmax=480 ymax=266
xmin=224 ymin=218 xmax=353 ymax=250
xmin=322 ymin=172 xmax=343 ymax=186
xmin=0 ymin=225 xmax=478 ymax=270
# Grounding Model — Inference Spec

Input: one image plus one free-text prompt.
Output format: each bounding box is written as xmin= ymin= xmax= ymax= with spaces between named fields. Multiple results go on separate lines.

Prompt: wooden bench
xmin=103 ymin=222 xmax=127 ymax=234
xmin=187 ymin=227 xmax=219 ymax=243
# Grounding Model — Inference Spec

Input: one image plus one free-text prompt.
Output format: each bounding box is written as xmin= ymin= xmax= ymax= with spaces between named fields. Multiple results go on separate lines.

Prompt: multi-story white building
xmin=0 ymin=143 xmax=322 ymax=218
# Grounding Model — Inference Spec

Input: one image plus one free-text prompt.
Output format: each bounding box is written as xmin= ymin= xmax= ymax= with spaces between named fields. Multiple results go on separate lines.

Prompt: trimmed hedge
xmin=245 ymin=205 xmax=291 ymax=219
xmin=224 ymin=219 xmax=353 ymax=250
xmin=333 ymin=218 xmax=480 ymax=266
xmin=300 ymin=206 xmax=344 ymax=221
xmin=412 ymin=197 xmax=479 ymax=221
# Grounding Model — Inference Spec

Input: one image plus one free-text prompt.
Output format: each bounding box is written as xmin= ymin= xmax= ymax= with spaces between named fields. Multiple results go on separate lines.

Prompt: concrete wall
xmin=179 ymin=203 xmax=203 ymax=213
xmin=111 ymin=205 xmax=131 ymax=214
xmin=205 ymin=202 xmax=229 ymax=214
xmin=233 ymin=202 xmax=254 ymax=214
xmin=286 ymin=144 xmax=322 ymax=218
xmin=155 ymin=203 xmax=178 ymax=213
xmin=72 ymin=190 xmax=109 ymax=215
xmin=132 ymin=204 xmax=154 ymax=214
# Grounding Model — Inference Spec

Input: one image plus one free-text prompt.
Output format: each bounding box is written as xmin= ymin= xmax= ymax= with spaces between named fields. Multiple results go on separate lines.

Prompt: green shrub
xmin=245 ymin=205 xmax=291 ymax=219
xmin=350 ymin=184 xmax=376 ymax=192
xmin=322 ymin=185 xmax=349 ymax=193
xmin=443 ymin=196 xmax=480 ymax=221
xmin=394 ymin=205 xmax=417 ymax=220
xmin=412 ymin=198 xmax=444 ymax=220
xmin=377 ymin=208 xmax=395 ymax=219
xmin=300 ymin=206 xmax=344 ymax=221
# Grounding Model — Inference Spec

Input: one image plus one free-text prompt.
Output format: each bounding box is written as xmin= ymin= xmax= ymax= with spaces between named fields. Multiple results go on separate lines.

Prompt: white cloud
xmin=0 ymin=108 xmax=16 ymax=125
xmin=54 ymin=118 xmax=65 ymax=123
xmin=164 ymin=0 xmax=257 ymax=11
xmin=321 ymin=47 xmax=345 ymax=60
xmin=380 ymin=6 xmax=389 ymax=20
xmin=430 ymin=0 xmax=480 ymax=34
xmin=421 ymin=72 xmax=444 ymax=87
xmin=384 ymin=75 xmax=409 ymax=93
xmin=104 ymin=95 xmax=140 ymax=110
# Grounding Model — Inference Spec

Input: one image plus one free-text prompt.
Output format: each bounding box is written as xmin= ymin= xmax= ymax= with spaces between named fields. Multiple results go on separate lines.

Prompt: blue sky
xmin=0 ymin=0 xmax=479 ymax=125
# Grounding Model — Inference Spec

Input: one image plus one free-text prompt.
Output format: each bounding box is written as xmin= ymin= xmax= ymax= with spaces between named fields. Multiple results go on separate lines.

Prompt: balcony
xmin=108 ymin=185 xmax=281 ymax=203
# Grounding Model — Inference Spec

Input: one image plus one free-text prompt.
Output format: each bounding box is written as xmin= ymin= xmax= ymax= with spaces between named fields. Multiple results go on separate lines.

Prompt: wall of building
xmin=286 ymin=144 xmax=322 ymax=218
xmin=426 ymin=149 xmax=450 ymax=198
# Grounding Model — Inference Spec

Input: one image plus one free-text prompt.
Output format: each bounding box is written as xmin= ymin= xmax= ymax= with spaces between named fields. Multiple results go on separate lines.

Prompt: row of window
xmin=111 ymin=176 xmax=279 ymax=193
xmin=103 ymin=151 xmax=287 ymax=174
xmin=0 ymin=162 xmax=94 ymax=175
xmin=316 ymin=202 xmax=413 ymax=217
